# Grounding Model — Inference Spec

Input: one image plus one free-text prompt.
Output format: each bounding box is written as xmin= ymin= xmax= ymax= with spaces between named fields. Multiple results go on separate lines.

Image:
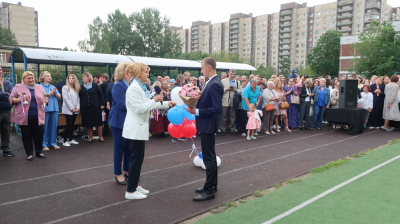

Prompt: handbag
xmin=265 ymin=104 xmax=275 ymax=111
xmin=290 ymin=87 xmax=300 ymax=104
xmin=233 ymin=81 xmax=242 ymax=108
xmin=279 ymin=97 xmax=290 ymax=109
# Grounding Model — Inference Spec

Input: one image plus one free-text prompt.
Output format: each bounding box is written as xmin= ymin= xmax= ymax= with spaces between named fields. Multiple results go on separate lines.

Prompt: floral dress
xmin=284 ymin=85 xmax=298 ymax=127
xmin=274 ymin=91 xmax=287 ymax=115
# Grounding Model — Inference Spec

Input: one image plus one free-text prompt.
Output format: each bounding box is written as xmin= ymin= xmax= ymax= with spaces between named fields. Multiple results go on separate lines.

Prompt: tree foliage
xmin=349 ymin=21 xmax=400 ymax=78
xmin=255 ymin=64 xmax=276 ymax=78
xmin=0 ymin=27 xmax=18 ymax=47
xmin=307 ymin=30 xmax=341 ymax=78
xmin=79 ymin=8 xmax=183 ymax=58
xmin=280 ymin=57 xmax=291 ymax=77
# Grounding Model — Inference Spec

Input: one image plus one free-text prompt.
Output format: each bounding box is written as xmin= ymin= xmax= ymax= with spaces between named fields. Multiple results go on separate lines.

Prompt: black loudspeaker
xmin=339 ymin=79 xmax=358 ymax=108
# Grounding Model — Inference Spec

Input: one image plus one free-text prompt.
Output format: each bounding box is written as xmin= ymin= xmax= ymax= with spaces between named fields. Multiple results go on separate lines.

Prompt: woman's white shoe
xmin=125 ymin=191 xmax=147 ymax=200
xmin=136 ymin=186 xmax=149 ymax=195
xmin=63 ymin=142 xmax=71 ymax=147
xmin=69 ymin=139 xmax=79 ymax=144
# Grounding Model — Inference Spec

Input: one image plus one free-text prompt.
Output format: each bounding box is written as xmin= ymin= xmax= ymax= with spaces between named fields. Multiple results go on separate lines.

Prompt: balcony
xmin=230 ymin=40 xmax=238 ymax=44
xmin=337 ymin=14 xmax=353 ymax=20
xmin=192 ymin=35 xmax=199 ymax=39
xmin=191 ymin=31 xmax=198 ymax=35
xmin=338 ymin=28 xmax=352 ymax=33
xmin=191 ymin=40 xmax=198 ymax=44
xmin=365 ymin=2 xmax=381 ymax=10
xmin=230 ymin=34 xmax=238 ymax=38
xmin=230 ymin=29 xmax=238 ymax=34
xmin=280 ymin=34 xmax=291 ymax=39
xmin=230 ymin=49 xmax=238 ymax=53
xmin=191 ymin=44 xmax=199 ymax=48
xmin=337 ymin=21 xmax=352 ymax=26
xmin=281 ymin=10 xmax=292 ymax=16
xmin=230 ymin=24 xmax=238 ymax=29
xmin=280 ymin=22 xmax=292 ymax=27
xmin=281 ymin=16 xmax=292 ymax=22
xmin=230 ymin=44 xmax=238 ymax=49
xmin=230 ymin=19 xmax=239 ymax=24
xmin=280 ymin=40 xmax=291 ymax=44
xmin=280 ymin=28 xmax=291 ymax=33
xmin=338 ymin=7 xmax=353 ymax=13
xmin=280 ymin=46 xmax=291 ymax=50
xmin=192 ymin=26 xmax=198 ymax=31
xmin=365 ymin=11 xmax=380 ymax=17
xmin=338 ymin=1 xmax=354 ymax=6
xmin=364 ymin=18 xmax=380 ymax=23
xmin=279 ymin=51 xmax=290 ymax=56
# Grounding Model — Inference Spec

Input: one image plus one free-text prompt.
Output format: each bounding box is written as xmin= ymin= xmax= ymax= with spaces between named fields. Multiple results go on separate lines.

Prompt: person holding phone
xmin=221 ymin=69 xmax=242 ymax=136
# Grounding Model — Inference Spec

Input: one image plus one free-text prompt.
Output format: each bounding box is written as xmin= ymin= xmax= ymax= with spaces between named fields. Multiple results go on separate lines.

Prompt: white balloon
xmin=200 ymin=160 xmax=206 ymax=169
xmin=216 ymin=156 xmax=221 ymax=167
xmin=171 ymin=87 xmax=184 ymax=106
xmin=193 ymin=156 xmax=202 ymax=167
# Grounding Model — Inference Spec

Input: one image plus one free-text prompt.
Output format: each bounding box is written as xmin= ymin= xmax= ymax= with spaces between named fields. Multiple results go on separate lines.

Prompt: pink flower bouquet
xmin=179 ymin=84 xmax=202 ymax=108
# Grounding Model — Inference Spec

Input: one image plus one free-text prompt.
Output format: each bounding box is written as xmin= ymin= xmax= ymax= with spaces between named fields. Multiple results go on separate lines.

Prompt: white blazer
xmin=122 ymin=79 xmax=169 ymax=141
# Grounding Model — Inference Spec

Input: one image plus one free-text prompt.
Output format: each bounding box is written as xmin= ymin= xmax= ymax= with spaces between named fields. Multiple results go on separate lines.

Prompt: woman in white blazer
xmin=123 ymin=62 xmax=175 ymax=200
xmin=61 ymin=74 xmax=80 ymax=147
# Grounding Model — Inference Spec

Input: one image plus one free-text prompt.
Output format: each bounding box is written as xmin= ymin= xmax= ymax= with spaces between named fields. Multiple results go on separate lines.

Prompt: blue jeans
xmin=311 ymin=105 xmax=326 ymax=128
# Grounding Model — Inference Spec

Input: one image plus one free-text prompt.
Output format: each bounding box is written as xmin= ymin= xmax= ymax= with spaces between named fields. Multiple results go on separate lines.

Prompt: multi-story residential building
xmin=0 ymin=2 xmax=38 ymax=47
xmin=171 ymin=0 xmax=399 ymax=72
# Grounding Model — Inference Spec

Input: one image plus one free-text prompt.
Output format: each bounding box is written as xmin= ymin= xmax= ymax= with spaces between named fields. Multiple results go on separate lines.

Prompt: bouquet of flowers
xmin=179 ymin=83 xmax=202 ymax=108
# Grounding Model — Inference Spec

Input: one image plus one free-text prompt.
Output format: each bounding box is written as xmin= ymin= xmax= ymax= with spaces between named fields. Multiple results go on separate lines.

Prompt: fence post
xmin=11 ymin=55 xmax=15 ymax=85
xmin=23 ymin=53 xmax=27 ymax=71
xmin=108 ymin=64 xmax=111 ymax=77
xmin=65 ymin=63 xmax=68 ymax=78
xmin=167 ymin=67 xmax=170 ymax=77
xmin=81 ymin=63 xmax=84 ymax=75
xmin=37 ymin=64 xmax=40 ymax=78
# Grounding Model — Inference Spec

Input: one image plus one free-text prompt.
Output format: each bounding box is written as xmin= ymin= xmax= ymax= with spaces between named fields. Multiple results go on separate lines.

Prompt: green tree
xmin=0 ymin=27 xmax=18 ymax=47
xmin=78 ymin=17 xmax=112 ymax=54
xmin=307 ymin=29 xmax=341 ymax=77
xmin=107 ymin=9 xmax=133 ymax=55
xmin=303 ymin=66 xmax=317 ymax=77
xmin=280 ymin=57 xmax=291 ymax=77
xmin=255 ymin=64 xmax=276 ymax=78
xmin=129 ymin=8 xmax=183 ymax=57
xmin=349 ymin=21 xmax=400 ymax=78
xmin=62 ymin=47 xmax=77 ymax=52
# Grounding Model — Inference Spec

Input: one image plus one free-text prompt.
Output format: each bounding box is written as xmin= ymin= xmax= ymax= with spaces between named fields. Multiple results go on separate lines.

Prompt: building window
xmin=316 ymin=30 xmax=319 ymax=34
xmin=297 ymin=21 xmax=300 ymax=24
xmin=317 ymin=18 xmax=320 ymax=22
xmin=357 ymin=17 xmax=361 ymax=21
xmin=324 ymin=11 xmax=328 ymax=15
xmin=301 ymin=44 xmax=305 ymax=47
xmin=310 ymin=13 xmax=313 ymax=17
xmin=0 ymin=52 xmax=6 ymax=62
xmin=332 ymin=16 xmax=336 ymax=20
xmin=316 ymin=24 xmax=320 ymax=28
xmin=332 ymin=9 xmax=336 ymax=13
xmin=310 ymin=20 xmax=313 ymax=23
xmin=332 ymin=22 xmax=336 ymax=26
xmin=323 ymin=17 xmax=327 ymax=21
xmin=323 ymin=23 xmax=327 ymax=27
xmin=309 ymin=26 xmax=313 ymax=30
xmin=357 ymin=3 xmax=362 ymax=8
xmin=357 ymin=10 xmax=361 ymax=15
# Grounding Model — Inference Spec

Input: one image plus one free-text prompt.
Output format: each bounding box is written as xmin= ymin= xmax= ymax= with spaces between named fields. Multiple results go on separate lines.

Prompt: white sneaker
xmin=254 ymin=132 xmax=258 ymax=136
xmin=234 ymin=129 xmax=238 ymax=132
xmin=164 ymin=132 xmax=169 ymax=135
xmin=241 ymin=133 xmax=246 ymax=137
xmin=278 ymin=125 xmax=281 ymax=129
xmin=69 ymin=139 xmax=79 ymax=145
xmin=136 ymin=186 xmax=149 ymax=195
xmin=272 ymin=125 xmax=276 ymax=129
xmin=73 ymin=130 xmax=78 ymax=136
xmin=368 ymin=127 xmax=374 ymax=129
xmin=218 ymin=129 xmax=221 ymax=133
xmin=63 ymin=142 xmax=71 ymax=147
xmin=125 ymin=191 xmax=147 ymax=200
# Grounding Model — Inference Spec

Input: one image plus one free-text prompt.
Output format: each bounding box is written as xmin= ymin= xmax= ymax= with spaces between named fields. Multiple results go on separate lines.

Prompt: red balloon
xmin=182 ymin=121 xmax=197 ymax=138
xmin=168 ymin=123 xmax=183 ymax=138
xmin=191 ymin=120 xmax=196 ymax=125
xmin=183 ymin=117 xmax=189 ymax=123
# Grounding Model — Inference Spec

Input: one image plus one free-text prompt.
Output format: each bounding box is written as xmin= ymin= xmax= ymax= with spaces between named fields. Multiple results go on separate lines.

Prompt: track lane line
xmin=0 ymin=132 xmax=330 ymax=206
xmin=42 ymin=131 xmax=377 ymax=224
xmin=0 ymin=130 xmax=301 ymax=186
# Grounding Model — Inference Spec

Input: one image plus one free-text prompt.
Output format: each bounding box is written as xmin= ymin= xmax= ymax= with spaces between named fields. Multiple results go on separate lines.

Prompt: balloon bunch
xmin=167 ymin=104 xmax=196 ymax=139
xmin=193 ymin=152 xmax=221 ymax=169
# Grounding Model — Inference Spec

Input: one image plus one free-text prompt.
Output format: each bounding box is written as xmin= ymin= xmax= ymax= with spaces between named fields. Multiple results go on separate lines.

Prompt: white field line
xmin=41 ymin=131 xmax=377 ymax=224
xmin=0 ymin=129 xmax=301 ymax=186
xmin=263 ymin=151 xmax=400 ymax=224
xmin=0 ymin=132 xmax=329 ymax=207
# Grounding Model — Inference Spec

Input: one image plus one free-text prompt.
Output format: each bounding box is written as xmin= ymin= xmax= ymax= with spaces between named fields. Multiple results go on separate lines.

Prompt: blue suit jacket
xmin=108 ymin=81 xmax=129 ymax=129
xmin=196 ymin=76 xmax=223 ymax=134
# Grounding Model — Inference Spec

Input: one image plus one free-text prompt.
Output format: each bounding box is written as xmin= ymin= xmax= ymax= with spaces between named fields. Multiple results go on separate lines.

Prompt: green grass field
xmin=195 ymin=142 xmax=400 ymax=224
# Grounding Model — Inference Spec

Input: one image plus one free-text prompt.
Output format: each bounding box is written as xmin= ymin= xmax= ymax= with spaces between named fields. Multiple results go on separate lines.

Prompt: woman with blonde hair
xmin=39 ymin=71 xmax=61 ymax=150
xmin=61 ymin=73 xmax=80 ymax=147
xmin=123 ymin=62 xmax=176 ymax=200
xmin=109 ymin=61 xmax=132 ymax=185
xmin=79 ymin=72 xmax=105 ymax=143
xmin=10 ymin=71 xmax=48 ymax=160
xmin=311 ymin=78 xmax=330 ymax=130
xmin=273 ymin=80 xmax=290 ymax=132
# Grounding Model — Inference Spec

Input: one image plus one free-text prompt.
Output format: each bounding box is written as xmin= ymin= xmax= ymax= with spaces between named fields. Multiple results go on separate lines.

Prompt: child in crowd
xmin=360 ymin=84 xmax=373 ymax=127
xmin=246 ymin=103 xmax=263 ymax=140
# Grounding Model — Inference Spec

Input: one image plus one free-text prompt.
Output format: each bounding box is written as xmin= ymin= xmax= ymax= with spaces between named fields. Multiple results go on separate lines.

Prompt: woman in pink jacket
xmin=10 ymin=71 xmax=48 ymax=161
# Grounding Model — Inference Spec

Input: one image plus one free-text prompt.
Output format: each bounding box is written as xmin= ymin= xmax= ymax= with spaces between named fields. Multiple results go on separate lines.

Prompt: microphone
xmin=154 ymin=85 xmax=163 ymax=105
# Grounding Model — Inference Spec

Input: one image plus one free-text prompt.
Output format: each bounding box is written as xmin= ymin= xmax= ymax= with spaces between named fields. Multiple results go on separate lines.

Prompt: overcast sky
xmin=15 ymin=0 xmax=399 ymax=51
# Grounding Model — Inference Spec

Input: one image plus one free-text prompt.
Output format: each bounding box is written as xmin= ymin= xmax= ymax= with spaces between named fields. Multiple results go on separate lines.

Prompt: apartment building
xmin=0 ymin=2 xmax=38 ymax=47
xmin=171 ymin=0 xmax=400 ymax=72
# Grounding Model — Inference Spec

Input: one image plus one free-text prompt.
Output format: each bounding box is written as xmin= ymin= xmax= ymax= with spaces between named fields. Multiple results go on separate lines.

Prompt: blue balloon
xmin=181 ymin=104 xmax=195 ymax=121
xmin=199 ymin=152 xmax=203 ymax=159
xmin=167 ymin=107 xmax=184 ymax=125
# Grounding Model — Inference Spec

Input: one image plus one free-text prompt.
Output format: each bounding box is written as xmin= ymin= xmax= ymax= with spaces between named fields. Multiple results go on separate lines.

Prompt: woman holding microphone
xmin=123 ymin=62 xmax=175 ymax=200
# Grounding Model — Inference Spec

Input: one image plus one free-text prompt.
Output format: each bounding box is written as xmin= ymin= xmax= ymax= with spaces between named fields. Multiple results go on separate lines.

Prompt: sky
xmin=15 ymin=0 xmax=400 ymax=51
